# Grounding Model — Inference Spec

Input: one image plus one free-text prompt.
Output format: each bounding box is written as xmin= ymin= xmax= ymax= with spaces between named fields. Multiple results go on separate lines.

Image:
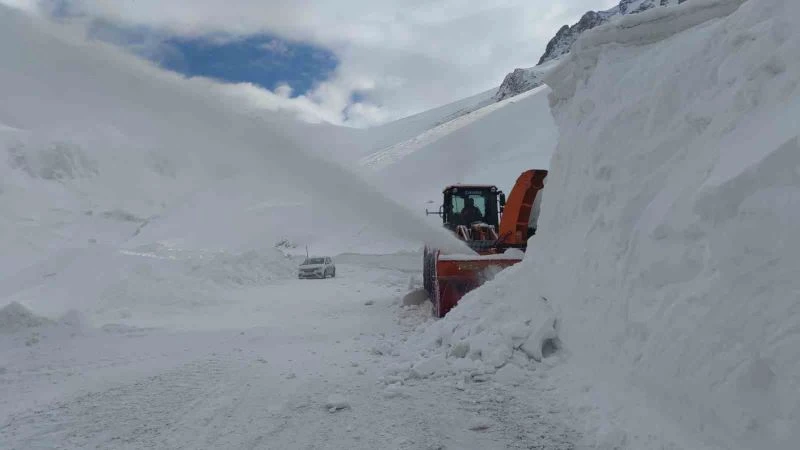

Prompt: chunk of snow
xmin=0 ymin=302 xmax=51 ymax=333
xmin=401 ymin=288 xmax=428 ymax=306
xmin=467 ymin=417 xmax=494 ymax=431
xmin=325 ymin=394 xmax=350 ymax=412
xmin=410 ymin=354 xmax=448 ymax=379
xmin=448 ymin=341 xmax=470 ymax=359
xmin=382 ymin=384 xmax=406 ymax=399
xmin=519 ymin=317 xmax=560 ymax=362
xmin=493 ymin=363 xmax=528 ymax=386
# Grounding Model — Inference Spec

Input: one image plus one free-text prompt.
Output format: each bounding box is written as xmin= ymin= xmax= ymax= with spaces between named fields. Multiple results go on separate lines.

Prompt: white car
xmin=298 ymin=257 xmax=336 ymax=279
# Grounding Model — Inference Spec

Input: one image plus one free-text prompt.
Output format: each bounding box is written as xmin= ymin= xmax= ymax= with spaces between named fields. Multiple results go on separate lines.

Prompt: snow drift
xmin=1 ymin=5 xmax=479 ymax=319
xmin=414 ymin=0 xmax=800 ymax=449
xmin=0 ymin=301 xmax=52 ymax=333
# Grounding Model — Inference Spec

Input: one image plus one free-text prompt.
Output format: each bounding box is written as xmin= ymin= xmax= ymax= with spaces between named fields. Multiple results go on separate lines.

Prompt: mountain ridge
xmin=493 ymin=0 xmax=690 ymax=101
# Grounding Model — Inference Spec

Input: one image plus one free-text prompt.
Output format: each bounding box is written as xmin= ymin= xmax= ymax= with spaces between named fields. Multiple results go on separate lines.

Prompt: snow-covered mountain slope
xmin=0 ymin=5 xmax=474 ymax=320
xmin=361 ymin=86 xmax=556 ymax=200
xmin=359 ymin=88 xmax=498 ymax=156
xmin=406 ymin=0 xmax=799 ymax=449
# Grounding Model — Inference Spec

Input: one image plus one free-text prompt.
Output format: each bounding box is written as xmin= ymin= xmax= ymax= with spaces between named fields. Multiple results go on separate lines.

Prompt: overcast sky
xmin=6 ymin=0 xmax=617 ymax=127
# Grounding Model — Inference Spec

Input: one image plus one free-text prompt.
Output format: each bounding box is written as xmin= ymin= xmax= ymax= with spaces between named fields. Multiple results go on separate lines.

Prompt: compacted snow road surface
xmin=1 ymin=253 xmax=576 ymax=449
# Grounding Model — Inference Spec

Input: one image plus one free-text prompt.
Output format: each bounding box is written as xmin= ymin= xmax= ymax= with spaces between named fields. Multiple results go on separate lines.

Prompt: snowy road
xmin=1 ymin=253 xmax=577 ymax=450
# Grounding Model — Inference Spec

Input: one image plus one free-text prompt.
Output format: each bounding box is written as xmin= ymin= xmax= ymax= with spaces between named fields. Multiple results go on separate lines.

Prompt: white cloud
xmin=260 ymin=39 xmax=290 ymax=56
xmin=215 ymin=81 xmax=343 ymax=125
xmin=0 ymin=0 xmax=37 ymax=11
xmin=274 ymin=83 xmax=293 ymax=98
xmin=7 ymin=0 xmax=619 ymax=126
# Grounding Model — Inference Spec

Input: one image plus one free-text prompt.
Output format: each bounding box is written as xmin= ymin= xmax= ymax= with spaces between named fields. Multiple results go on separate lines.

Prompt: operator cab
xmin=439 ymin=185 xmax=504 ymax=231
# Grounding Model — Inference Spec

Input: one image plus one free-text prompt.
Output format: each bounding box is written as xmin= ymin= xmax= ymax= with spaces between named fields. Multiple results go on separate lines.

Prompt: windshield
xmin=446 ymin=188 xmax=498 ymax=226
xmin=451 ymin=193 xmax=487 ymax=218
xmin=302 ymin=258 xmax=325 ymax=265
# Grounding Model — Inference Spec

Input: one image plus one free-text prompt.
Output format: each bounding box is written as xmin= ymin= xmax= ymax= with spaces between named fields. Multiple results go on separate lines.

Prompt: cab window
xmin=450 ymin=192 xmax=487 ymax=216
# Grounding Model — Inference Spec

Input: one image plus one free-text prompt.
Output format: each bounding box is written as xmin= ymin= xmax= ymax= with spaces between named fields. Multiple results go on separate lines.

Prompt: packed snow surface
xmin=0 ymin=254 xmax=580 ymax=449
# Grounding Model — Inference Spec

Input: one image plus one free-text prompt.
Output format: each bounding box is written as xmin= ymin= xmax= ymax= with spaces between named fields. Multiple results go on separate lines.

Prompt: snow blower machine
xmin=423 ymin=169 xmax=547 ymax=317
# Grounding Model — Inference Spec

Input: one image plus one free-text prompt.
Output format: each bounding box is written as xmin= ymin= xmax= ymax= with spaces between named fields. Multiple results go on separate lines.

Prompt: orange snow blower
xmin=423 ymin=169 xmax=547 ymax=317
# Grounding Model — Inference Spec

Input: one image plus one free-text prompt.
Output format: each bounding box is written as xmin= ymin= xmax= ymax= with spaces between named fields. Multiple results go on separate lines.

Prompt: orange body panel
xmin=498 ymin=169 xmax=548 ymax=245
xmin=431 ymin=257 xmax=521 ymax=317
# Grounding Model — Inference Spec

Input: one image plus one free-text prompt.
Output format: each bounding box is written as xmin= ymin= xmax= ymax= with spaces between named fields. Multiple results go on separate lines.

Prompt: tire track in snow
xmin=249 ymin=302 xmax=580 ymax=450
xmin=1 ymin=357 xmax=237 ymax=450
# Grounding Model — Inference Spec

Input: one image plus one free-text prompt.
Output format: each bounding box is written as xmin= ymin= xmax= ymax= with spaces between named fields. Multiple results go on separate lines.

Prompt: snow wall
xmin=423 ymin=0 xmax=800 ymax=448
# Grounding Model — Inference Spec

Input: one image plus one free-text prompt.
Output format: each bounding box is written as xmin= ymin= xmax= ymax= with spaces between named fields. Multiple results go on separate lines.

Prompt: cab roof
xmin=442 ymin=184 xmax=497 ymax=192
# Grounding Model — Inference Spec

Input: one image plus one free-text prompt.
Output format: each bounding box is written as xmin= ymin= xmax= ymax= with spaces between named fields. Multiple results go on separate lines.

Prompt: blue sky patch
xmin=159 ymin=35 xmax=338 ymax=96
xmin=349 ymin=91 xmax=368 ymax=104
xmin=79 ymin=17 xmax=338 ymax=97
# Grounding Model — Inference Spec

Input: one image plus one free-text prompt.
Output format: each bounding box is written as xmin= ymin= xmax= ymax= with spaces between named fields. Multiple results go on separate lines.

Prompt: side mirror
xmin=425 ymin=205 xmax=444 ymax=217
xmin=499 ymin=193 xmax=506 ymax=207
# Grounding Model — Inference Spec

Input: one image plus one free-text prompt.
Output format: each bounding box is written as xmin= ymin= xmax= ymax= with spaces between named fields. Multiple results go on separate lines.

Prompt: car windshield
xmin=303 ymin=258 xmax=325 ymax=265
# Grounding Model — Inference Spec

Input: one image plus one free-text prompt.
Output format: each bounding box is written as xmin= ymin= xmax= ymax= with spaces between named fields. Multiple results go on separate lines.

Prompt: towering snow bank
xmin=537 ymin=0 xmax=796 ymax=448
xmin=416 ymin=0 xmax=799 ymax=448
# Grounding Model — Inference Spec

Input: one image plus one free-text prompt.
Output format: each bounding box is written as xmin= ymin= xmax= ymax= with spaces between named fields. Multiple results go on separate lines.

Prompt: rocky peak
xmin=494 ymin=0 xmax=691 ymax=102
xmin=493 ymin=68 xmax=545 ymax=102
xmin=538 ymin=0 xmax=690 ymax=66
xmin=537 ymin=9 xmax=613 ymax=65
